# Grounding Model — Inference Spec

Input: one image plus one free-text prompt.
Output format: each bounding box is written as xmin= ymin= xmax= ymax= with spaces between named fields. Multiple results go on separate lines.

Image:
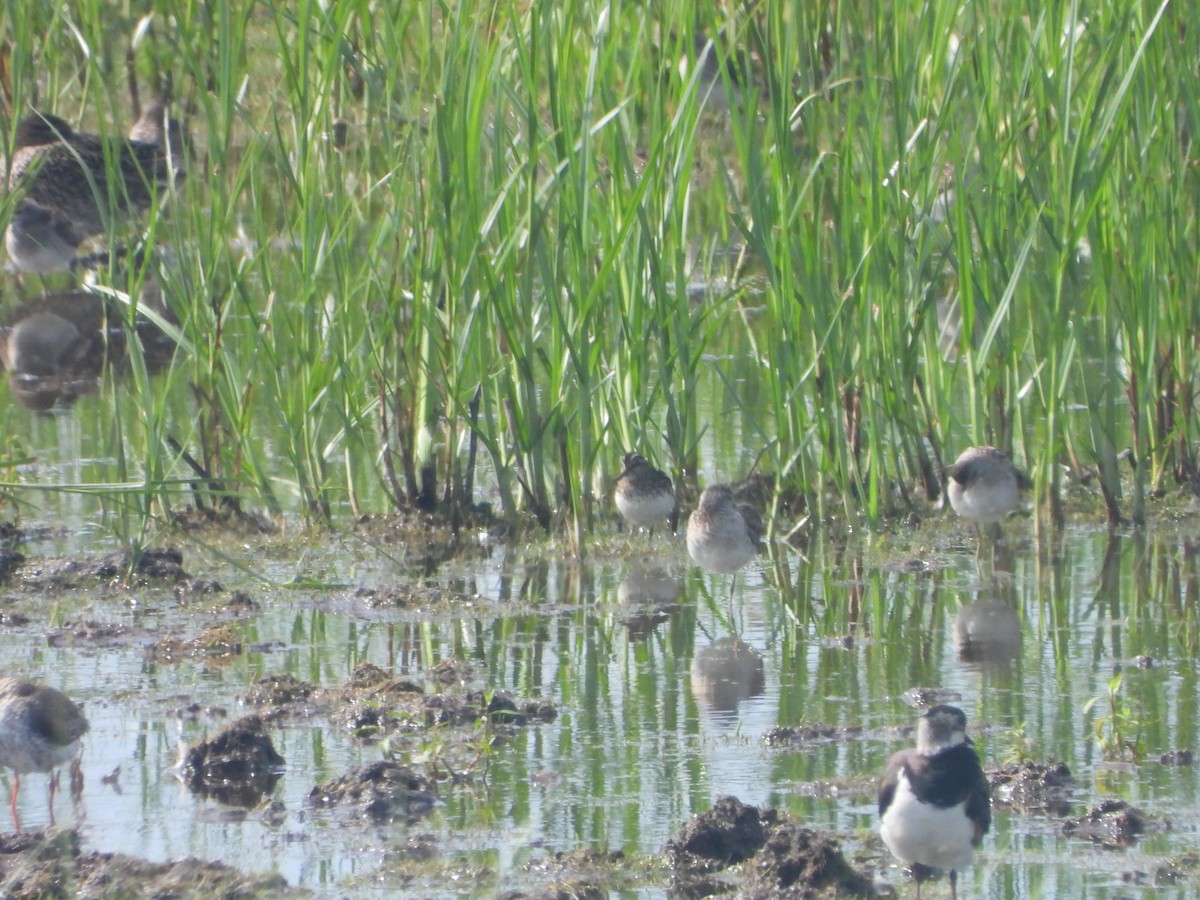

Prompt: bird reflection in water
xmin=954 ymin=596 xmax=1021 ymax=668
xmin=690 ymin=637 xmax=765 ymax=715
xmin=0 ymin=281 xmax=176 ymax=410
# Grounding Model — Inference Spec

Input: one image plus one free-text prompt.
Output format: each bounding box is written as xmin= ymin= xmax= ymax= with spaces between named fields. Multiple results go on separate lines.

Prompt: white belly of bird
xmin=616 ymin=490 xmax=673 ymax=527
xmin=880 ymin=770 xmax=976 ymax=873
xmin=0 ymin=721 xmax=73 ymax=774
xmin=687 ymin=509 xmax=756 ymax=574
xmin=948 ymin=479 xmax=1018 ymax=524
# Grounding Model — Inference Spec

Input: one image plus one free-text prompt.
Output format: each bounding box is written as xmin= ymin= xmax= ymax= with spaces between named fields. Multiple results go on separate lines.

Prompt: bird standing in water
xmin=5 ymin=106 xmax=182 ymax=272
xmin=686 ymin=484 xmax=762 ymax=610
xmin=946 ymin=445 xmax=1031 ymax=525
xmin=613 ymin=452 xmax=675 ymax=537
xmin=0 ymin=678 xmax=89 ymax=828
xmin=878 ymin=705 xmax=991 ymax=899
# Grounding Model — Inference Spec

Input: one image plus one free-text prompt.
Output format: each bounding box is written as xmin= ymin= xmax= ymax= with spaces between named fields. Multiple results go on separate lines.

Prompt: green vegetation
xmin=1084 ymin=673 xmax=1146 ymax=761
xmin=0 ymin=1 xmax=1195 ymax=541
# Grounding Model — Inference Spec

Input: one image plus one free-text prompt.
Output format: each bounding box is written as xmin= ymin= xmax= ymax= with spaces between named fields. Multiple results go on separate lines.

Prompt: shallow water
xmin=3 ymin=462 xmax=1200 ymax=899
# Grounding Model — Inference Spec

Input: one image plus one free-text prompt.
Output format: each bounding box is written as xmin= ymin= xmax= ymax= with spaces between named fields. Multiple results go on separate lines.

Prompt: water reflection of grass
xmin=0 ymin=2 xmax=1192 ymax=544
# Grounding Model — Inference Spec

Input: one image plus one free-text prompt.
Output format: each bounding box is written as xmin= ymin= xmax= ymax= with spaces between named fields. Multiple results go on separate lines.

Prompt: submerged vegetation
xmin=0 ymin=1 xmax=1196 ymax=542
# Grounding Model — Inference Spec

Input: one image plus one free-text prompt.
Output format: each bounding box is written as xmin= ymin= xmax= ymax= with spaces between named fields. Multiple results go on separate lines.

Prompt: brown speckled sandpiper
xmin=0 ymin=678 xmax=88 ymax=828
xmin=686 ymin=483 xmax=762 ymax=575
xmin=946 ymin=446 xmax=1031 ymax=524
xmin=613 ymin=452 xmax=675 ymax=536
xmin=5 ymin=108 xmax=181 ymax=271
xmin=878 ymin=705 xmax=991 ymax=899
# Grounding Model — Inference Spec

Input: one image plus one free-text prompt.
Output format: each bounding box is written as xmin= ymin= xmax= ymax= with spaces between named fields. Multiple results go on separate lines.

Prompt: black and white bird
xmin=613 ymin=452 xmax=675 ymax=536
xmin=878 ymin=705 xmax=991 ymax=899
xmin=946 ymin=445 xmax=1031 ymax=525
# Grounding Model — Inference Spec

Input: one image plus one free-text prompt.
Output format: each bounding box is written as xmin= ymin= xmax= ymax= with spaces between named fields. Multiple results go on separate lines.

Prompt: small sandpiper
xmin=946 ymin=445 xmax=1031 ymax=524
xmin=5 ymin=108 xmax=182 ymax=272
xmin=686 ymin=484 xmax=762 ymax=575
xmin=0 ymin=678 xmax=89 ymax=828
xmin=613 ymin=452 xmax=675 ymax=536
xmin=878 ymin=705 xmax=991 ymax=899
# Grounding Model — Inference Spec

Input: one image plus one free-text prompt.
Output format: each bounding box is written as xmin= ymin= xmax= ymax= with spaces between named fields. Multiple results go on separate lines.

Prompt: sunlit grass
xmin=0 ymin=0 xmax=1195 ymax=545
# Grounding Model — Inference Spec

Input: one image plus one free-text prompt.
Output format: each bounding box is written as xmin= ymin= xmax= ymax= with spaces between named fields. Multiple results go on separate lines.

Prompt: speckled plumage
xmin=613 ymin=452 xmax=674 ymax=531
xmin=5 ymin=109 xmax=181 ymax=271
xmin=686 ymin=484 xmax=762 ymax=574
xmin=0 ymin=678 xmax=88 ymax=826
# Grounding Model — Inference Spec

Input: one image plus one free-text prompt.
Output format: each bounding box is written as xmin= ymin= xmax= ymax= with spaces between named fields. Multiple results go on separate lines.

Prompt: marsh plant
xmin=1084 ymin=674 xmax=1146 ymax=763
xmin=0 ymin=1 xmax=1195 ymax=543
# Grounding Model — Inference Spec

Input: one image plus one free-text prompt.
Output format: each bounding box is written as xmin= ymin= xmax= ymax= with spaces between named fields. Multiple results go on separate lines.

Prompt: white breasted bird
xmin=613 ymin=452 xmax=675 ymax=536
xmin=686 ymin=484 xmax=762 ymax=576
xmin=0 ymin=678 xmax=89 ymax=828
xmin=946 ymin=445 xmax=1031 ymax=524
xmin=878 ymin=704 xmax=991 ymax=899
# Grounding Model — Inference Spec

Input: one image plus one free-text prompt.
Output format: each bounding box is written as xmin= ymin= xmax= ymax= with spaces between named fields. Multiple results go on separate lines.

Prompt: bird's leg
xmin=48 ymin=770 xmax=59 ymax=825
xmin=10 ymin=773 xmax=20 ymax=830
xmin=949 ymin=869 xmax=958 ymax=900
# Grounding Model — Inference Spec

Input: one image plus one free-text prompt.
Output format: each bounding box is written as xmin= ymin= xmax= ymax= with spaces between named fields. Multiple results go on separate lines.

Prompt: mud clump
xmin=422 ymin=690 xmax=556 ymax=729
xmin=500 ymin=849 xmax=626 ymax=899
xmin=242 ymin=673 xmax=319 ymax=708
xmin=152 ymin=623 xmax=244 ymax=663
xmin=667 ymin=795 xmax=777 ymax=874
xmin=665 ymin=797 xmax=871 ymax=897
xmin=740 ymin=822 xmax=872 ymax=898
xmin=762 ymin=724 xmax=865 ymax=748
xmin=0 ymin=827 xmax=294 ymax=897
xmin=309 ymin=760 xmax=437 ymax=823
xmin=1160 ymin=749 xmax=1194 ymax=766
xmin=989 ymin=761 xmax=1076 ymax=815
xmin=1063 ymin=799 xmax=1167 ymax=847
xmin=18 ymin=546 xmax=188 ymax=589
xmin=237 ymin=665 xmax=557 ymax=741
xmin=0 ymin=550 xmax=23 ymax=582
xmin=182 ymin=715 xmax=285 ymax=808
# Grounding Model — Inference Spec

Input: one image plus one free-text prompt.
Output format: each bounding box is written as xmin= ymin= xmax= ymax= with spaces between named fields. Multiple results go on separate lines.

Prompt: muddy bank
xmin=0 ymin=828 xmax=294 ymax=899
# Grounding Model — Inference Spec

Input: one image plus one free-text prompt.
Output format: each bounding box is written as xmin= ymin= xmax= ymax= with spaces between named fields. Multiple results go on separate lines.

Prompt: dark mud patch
xmin=740 ymin=822 xmax=872 ymax=898
xmin=0 ymin=827 xmax=293 ymax=898
xmin=499 ymin=848 xmax=629 ymax=899
xmin=664 ymin=796 xmax=870 ymax=897
xmin=152 ymin=623 xmax=246 ymax=663
xmin=13 ymin=547 xmax=188 ymax=589
xmin=989 ymin=761 xmax=1076 ymax=815
xmin=1062 ymin=799 xmax=1169 ymax=847
xmin=763 ymin=724 xmax=866 ymax=748
xmin=0 ymin=550 xmax=23 ymax=582
xmin=181 ymin=715 xmax=285 ymax=808
xmin=343 ymin=583 xmax=488 ymax=612
xmin=309 ymin=760 xmax=437 ymax=824
xmin=762 ymin=719 xmax=913 ymax=749
xmin=47 ymin=620 xmax=142 ymax=648
xmin=667 ymin=796 xmax=777 ymax=875
xmin=240 ymin=664 xmax=556 ymax=742
xmin=351 ymin=510 xmax=498 ymax=572
xmin=1160 ymin=749 xmax=1195 ymax=766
